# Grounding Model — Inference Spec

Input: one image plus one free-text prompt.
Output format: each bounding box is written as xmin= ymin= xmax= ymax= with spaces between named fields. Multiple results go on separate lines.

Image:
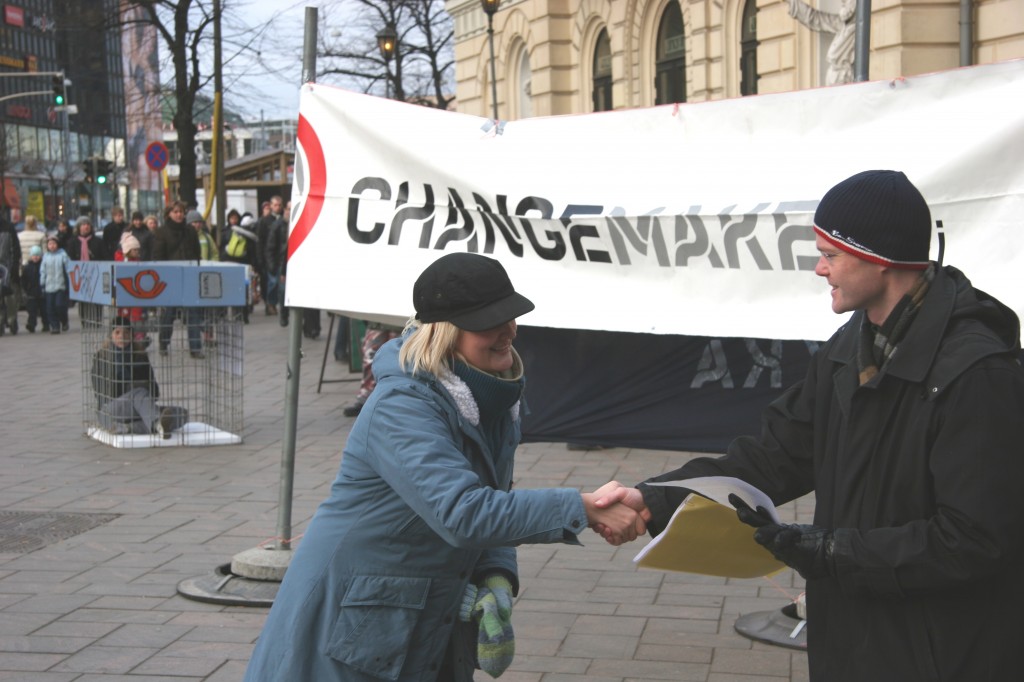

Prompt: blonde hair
xmin=399 ymin=319 xmax=461 ymax=377
xmin=24 ymin=215 xmax=39 ymax=231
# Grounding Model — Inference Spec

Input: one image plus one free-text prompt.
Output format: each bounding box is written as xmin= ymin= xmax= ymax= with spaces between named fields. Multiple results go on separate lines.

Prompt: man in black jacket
xmin=124 ymin=211 xmax=155 ymax=260
xmin=0 ymin=216 xmax=20 ymax=335
xmin=101 ymin=206 xmax=128 ymax=258
xmin=595 ymin=170 xmax=1024 ymax=682
xmin=256 ymin=196 xmax=283 ymax=316
xmin=153 ymin=202 xmax=204 ymax=358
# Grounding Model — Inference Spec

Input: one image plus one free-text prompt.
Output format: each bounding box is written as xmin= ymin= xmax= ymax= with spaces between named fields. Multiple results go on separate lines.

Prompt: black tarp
xmin=515 ymin=327 xmax=818 ymax=453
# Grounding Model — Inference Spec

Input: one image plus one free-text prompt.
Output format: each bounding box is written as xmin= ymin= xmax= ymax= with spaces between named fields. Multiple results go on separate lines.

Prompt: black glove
xmin=728 ymin=493 xmax=835 ymax=580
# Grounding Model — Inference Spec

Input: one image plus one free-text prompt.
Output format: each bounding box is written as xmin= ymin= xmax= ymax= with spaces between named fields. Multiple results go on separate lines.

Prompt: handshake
xmin=582 ymin=481 xmax=650 ymax=546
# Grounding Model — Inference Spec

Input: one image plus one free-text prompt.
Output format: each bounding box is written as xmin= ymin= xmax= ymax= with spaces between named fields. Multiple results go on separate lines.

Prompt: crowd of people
xmin=0 ymin=196 xmax=320 ymax=343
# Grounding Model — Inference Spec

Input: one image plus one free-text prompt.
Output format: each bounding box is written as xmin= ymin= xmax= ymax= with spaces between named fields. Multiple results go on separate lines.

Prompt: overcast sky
xmin=223 ymin=0 xmax=311 ymax=121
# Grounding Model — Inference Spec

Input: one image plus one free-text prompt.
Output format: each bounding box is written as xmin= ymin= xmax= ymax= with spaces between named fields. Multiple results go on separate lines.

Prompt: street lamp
xmin=376 ymin=22 xmax=398 ymax=99
xmin=481 ymin=0 xmax=501 ymax=120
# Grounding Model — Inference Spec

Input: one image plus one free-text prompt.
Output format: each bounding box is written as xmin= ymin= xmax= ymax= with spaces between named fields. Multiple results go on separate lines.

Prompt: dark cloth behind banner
xmin=515 ymin=327 xmax=817 ymax=453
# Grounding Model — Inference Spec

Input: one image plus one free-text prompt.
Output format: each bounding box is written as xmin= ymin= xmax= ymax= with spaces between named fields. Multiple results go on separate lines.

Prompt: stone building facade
xmin=446 ymin=0 xmax=1024 ymax=119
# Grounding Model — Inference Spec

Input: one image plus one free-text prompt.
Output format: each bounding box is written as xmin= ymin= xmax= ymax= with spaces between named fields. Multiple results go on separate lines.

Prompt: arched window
xmin=655 ymin=2 xmax=686 ymax=105
xmin=740 ymin=0 xmax=759 ymax=96
xmin=592 ymin=28 xmax=613 ymax=112
xmin=517 ymin=47 xmax=533 ymax=118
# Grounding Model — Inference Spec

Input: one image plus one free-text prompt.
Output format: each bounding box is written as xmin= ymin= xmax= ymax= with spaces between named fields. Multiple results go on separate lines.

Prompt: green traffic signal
xmin=51 ymin=75 xmax=64 ymax=106
xmin=93 ymin=158 xmax=112 ymax=185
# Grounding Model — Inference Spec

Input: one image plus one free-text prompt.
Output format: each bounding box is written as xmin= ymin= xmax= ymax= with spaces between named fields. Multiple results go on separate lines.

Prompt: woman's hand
xmin=588 ymin=482 xmax=651 ymax=545
xmin=581 ymin=491 xmax=646 ymax=545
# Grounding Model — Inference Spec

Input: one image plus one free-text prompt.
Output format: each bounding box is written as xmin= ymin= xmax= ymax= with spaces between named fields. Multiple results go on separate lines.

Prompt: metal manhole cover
xmin=0 ymin=511 xmax=120 ymax=554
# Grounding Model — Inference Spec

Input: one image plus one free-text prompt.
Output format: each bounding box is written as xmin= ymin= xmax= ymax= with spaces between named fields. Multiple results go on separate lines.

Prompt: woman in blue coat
xmin=244 ymin=253 xmax=645 ymax=682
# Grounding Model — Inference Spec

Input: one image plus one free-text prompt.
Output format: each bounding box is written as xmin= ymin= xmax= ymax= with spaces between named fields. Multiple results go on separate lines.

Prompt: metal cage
xmin=70 ymin=261 xmax=248 ymax=448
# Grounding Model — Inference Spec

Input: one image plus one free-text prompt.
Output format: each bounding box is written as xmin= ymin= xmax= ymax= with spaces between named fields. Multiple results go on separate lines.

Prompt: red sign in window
xmin=4 ymin=5 xmax=24 ymax=27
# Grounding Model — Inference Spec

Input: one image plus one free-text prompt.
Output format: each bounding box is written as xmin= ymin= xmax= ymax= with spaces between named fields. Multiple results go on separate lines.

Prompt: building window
xmin=740 ymin=0 xmax=759 ymax=96
xmin=516 ymin=47 xmax=532 ymax=119
xmin=655 ymin=1 xmax=686 ymax=105
xmin=592 ymin=28 xmax=612 ymax=112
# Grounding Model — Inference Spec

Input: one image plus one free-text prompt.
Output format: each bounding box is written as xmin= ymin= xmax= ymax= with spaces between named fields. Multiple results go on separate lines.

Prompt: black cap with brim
xmin=414 ymin=252 xmax=535 ymax=331
xmin=448 ymin=291 xmax=535 ymax=331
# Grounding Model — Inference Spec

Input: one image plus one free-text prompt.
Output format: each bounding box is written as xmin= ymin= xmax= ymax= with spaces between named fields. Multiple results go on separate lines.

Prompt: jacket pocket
xmin=325 ymin=574 xmax=431 ymax=681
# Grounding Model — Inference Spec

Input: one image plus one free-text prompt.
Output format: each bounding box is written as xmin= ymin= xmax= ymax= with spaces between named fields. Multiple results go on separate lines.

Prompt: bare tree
xmin=122 ymin=1 xmax=215 ymax=208
xmin=317 ymin=0 xmax=454 ymax=109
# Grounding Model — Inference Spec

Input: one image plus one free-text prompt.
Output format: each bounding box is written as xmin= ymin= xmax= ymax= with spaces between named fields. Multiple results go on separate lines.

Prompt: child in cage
xmin=91 ymin=316 xmax=188 ymax=438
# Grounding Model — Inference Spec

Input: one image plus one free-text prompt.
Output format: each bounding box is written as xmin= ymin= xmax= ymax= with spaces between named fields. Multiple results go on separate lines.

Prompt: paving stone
xmin=50 ymin=645 xmax=159 ymax=674
xmin=0 ymin=652 xmax=66 ymax=671
xmin=0 ymin=635 xmax=92 ymax=654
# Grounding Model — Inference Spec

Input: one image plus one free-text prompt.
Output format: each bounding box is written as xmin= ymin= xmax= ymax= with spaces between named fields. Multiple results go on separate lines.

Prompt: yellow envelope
xmin=634 ymin=495 xmax=785 ymax=579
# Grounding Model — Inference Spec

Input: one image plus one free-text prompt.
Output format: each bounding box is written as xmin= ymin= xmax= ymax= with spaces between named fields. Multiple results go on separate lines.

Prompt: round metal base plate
xmin=176 ymin=563 xmax=281 ymax=607
xmin=734 ymin=608 xmax=808 ymax=650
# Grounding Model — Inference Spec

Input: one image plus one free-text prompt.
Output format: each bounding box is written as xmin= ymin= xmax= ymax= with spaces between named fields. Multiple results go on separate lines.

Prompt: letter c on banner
xmin=288 ymin=115 xmax=327 ymax=260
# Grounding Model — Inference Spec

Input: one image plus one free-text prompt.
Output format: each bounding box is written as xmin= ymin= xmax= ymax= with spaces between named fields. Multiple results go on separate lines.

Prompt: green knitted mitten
xmin=473 ymin=575 xmax=515 ymax=677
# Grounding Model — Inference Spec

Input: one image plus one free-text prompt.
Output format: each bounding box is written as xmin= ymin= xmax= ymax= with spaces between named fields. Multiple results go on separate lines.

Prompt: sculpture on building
xmin=788 ymin=0 xmax=857 ymax=85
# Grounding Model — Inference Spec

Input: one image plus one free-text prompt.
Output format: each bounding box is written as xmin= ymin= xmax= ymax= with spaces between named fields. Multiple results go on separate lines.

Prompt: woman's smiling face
xmin=455 ymin=320 xmax=517 ymax=373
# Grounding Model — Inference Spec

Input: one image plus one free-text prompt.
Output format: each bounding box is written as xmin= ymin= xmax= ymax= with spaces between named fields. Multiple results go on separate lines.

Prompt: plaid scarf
xmin=857 ymin=264 xmax=935 ymax=385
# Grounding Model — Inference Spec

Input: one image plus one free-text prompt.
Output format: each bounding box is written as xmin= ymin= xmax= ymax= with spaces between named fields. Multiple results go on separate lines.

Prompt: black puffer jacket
xmin=640 ymin=265 xmax=1024 ymax=682
xmin=153 ymin=217 xmax=200 ymax=262
xmin=91 ymin=343 xmax=160 ymax=403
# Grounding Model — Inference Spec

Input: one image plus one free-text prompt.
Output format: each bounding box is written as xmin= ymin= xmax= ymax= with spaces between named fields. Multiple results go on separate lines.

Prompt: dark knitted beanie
xmin=813 ymin=170 xmax=931 ymax=270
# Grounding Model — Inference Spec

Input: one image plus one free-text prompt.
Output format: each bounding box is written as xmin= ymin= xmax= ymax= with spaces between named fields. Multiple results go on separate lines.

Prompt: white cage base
xmin=87 ymin=422 xmax=242 ymax=448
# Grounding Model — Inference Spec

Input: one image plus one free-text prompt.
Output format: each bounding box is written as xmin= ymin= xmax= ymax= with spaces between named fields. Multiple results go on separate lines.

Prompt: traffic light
xmin=81 ymin=159 xmax=94 ymax=183
xmin=51 ymin=74 xmax=64 ymax=106
xmin=96 ymin=159 xmax=113 ymax=185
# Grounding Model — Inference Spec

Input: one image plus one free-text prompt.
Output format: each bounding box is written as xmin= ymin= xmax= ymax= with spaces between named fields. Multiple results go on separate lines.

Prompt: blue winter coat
xmin=244 ymin=336 xmax=588 ymax=682
xmin=39 ymin=249 xmax=70 ymax=293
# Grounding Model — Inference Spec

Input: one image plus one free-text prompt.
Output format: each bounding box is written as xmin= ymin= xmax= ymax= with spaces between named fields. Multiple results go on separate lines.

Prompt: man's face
xmin=132 ymin=217 xmax=143 ymax=227
xmin=270 ymin=198 xmax=282 ymax=214
xmin=113 ymin=211 xmax=124 ymax=223
xmin=814 ymin=235 xmax=888 ymax=322
xmin=169 ymin=206 xmax=185 ymax=222
xmin=79 ymin=222 xmax=92 ymax=235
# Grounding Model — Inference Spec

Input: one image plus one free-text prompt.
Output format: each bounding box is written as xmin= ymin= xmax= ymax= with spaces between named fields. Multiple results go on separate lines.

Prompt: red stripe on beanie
xmin=814 ymin=225 xmax=929 ymax=270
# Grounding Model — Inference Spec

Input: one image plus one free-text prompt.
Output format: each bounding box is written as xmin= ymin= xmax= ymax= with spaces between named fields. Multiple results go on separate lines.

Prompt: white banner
xmin=286 ymin=59 xmax=1024 ymax=341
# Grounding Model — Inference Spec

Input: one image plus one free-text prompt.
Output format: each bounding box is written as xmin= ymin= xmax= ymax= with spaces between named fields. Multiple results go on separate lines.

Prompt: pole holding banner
xmin=177 ymin=6 xmax=318 ymax=607
xmin=854 ymin=0 xmax=871 ymax=81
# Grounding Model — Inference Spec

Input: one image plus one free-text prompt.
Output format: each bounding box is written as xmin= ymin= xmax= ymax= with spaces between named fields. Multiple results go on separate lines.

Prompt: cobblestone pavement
xmin=0 ymin=306 xmax=810 ymax=681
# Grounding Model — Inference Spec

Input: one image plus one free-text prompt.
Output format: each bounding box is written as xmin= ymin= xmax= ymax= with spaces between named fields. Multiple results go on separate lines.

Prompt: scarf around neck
xmin=78 ymin=234 xmax=92 ymax=261
xmin=857 ymin=263 xmax=935 ymax=385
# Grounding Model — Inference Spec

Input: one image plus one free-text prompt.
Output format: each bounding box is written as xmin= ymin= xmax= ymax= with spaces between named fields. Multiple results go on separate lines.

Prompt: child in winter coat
xmin=21 ymin=245 xmax=46 ymax=332
xmin=40 ymin=234 xmax=71 ymax=334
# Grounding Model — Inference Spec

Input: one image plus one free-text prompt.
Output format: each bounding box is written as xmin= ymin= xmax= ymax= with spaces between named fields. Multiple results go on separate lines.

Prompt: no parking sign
xmin=145 ymin=141 xmax=169 ymax=171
